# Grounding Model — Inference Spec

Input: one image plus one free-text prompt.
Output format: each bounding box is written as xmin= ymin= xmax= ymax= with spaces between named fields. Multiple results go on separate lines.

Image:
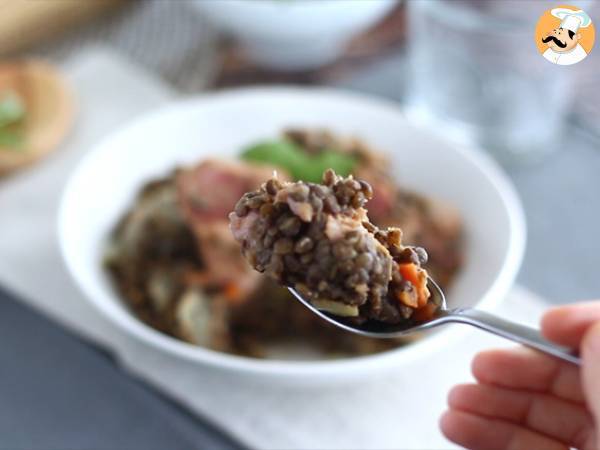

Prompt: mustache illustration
xmin=542 ymin=35 xmax=567 ymax=48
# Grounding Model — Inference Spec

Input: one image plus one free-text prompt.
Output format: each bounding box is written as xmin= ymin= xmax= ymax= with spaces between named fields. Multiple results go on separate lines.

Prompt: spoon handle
xmin=442 ymin=308 xmax=581 ymax=365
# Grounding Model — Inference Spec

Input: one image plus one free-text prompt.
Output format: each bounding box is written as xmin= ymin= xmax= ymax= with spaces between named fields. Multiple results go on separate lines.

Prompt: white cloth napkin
xmin=0 ymin=48 xmax=550 ymax=450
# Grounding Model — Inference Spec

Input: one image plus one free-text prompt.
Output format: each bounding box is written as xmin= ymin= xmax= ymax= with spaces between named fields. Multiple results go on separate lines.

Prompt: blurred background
xmin=0 ymin=1 xmax=598 ymax=449
xmin=3 ymin=0 xmax=599 ymax=303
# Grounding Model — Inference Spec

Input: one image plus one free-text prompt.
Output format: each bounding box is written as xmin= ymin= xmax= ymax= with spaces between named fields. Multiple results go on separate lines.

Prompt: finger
xmin=472 ymin=347 xmax=584 ymax=403
xmin=448 ymin=384 xmax=595 ymax=449
xmin=440 ymin=410 xmax=568 ymax=450
xmin=582 ymin=322 xmax=600 ymax=446
xmin=542 ymin=302 xmax=600 ymax=348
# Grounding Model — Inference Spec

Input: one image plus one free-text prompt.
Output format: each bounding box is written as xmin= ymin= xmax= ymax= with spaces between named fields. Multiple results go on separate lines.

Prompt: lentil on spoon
xmin=229 ymin=169 xmax=435 ymax=324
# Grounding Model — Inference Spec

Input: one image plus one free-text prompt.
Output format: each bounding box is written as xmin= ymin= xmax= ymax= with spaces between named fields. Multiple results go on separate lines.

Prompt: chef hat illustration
xmin=551 ymin=8 xmax=592 ymax=33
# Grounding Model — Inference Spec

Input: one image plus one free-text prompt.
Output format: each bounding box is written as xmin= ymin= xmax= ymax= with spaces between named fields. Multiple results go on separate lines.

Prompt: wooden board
xmin=0 ymin=0 xmax=123 ymax=56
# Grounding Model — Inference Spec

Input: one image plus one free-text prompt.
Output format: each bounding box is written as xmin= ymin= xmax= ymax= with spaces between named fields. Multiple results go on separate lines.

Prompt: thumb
xmin=582 ymin=322 xmax=600 ymax=436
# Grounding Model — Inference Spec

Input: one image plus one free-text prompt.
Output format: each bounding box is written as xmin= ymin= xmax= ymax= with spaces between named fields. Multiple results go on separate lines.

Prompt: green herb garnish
xmin=0 ymin=130 xmax=24 ymax=148
xmin=0 ymin=91 xmax=25 ymax=127
xmin=241 ymin=139 xmax=357 ymax=182
xmin=0 ymin=91 xmax=26 ymax=150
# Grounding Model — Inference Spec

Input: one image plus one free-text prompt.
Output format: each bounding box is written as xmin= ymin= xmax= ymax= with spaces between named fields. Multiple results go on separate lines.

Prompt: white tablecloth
xmin=0 ymin=48 xmax=550 ymax=450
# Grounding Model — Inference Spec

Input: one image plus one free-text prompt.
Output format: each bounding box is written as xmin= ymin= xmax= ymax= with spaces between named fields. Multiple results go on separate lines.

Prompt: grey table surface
xmin=2 ymin=3 xmax=599 ymax=449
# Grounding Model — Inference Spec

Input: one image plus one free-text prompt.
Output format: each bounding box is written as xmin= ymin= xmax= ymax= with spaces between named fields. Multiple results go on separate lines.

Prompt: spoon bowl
xmin=289 ymin=277 xmax=581 ymax=365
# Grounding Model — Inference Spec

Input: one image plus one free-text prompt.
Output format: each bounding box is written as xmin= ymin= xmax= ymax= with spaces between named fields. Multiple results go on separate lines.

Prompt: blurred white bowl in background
xmin=58 ymin=87 xmax=526 ymax=386
xmin=191 ymin=0 xmax=398 ymax=71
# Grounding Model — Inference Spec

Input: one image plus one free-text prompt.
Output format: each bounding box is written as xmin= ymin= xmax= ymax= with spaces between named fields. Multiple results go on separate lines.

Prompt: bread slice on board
xmin=0 ymin=60 xmax=74 ymax=176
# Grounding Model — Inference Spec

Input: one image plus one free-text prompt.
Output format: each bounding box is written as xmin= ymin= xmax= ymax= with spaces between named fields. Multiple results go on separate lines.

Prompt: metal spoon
xmin=288 ymin=278 xmax=581 ymax=365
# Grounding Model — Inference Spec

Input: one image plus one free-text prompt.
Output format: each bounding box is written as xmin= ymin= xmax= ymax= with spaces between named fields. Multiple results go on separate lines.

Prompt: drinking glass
xmin=404 ymin=0 xmax=589 ymax=165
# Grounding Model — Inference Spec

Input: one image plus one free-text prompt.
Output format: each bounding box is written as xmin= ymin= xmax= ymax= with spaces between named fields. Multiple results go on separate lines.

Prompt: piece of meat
xmin=176 ymin=159 xmax=288 ymax=297
xmin=176 ymin=159 xmax=282 ymax=223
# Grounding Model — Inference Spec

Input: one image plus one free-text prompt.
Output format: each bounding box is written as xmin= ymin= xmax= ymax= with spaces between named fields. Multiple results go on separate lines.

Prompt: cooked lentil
xmin=230 ymin=169 xmax=434 ymax=324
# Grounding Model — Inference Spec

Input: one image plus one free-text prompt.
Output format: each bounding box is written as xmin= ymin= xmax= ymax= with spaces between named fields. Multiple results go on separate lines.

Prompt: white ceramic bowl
xmin=191 ymin=0 xmax=397 ymax=70
xmin=58 ymin=87 xmax=525 ymax=385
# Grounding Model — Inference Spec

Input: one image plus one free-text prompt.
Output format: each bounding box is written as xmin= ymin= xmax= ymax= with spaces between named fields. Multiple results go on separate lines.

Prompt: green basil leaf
xmin=0 ymin=91 xmax=26 ymax=128
xmin=241 ymin=139 xmax=357 ymax=183
xmin=241 ymin=140 xmax=306 ymax=178
xmin=309 ymin=149 xmax=357 ymax=179
xmin=0 ymin=129 xmax=24 ymax=150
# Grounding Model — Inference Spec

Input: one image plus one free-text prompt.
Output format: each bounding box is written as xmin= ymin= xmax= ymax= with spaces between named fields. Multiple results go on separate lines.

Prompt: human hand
xmin=440 ymin=301 xmax=600 ymax=450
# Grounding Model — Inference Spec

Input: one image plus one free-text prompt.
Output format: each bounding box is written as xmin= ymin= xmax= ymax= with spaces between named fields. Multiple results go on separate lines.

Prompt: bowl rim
xmin=193 ymin=0 xmax=397 ymax=13
xmin=58 ymin=86 xmax=526 ymax=378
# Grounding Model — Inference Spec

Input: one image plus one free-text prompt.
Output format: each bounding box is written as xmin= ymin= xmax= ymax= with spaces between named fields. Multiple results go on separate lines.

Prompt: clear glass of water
xmin=404 ymin=0 xmax=584 ymax=165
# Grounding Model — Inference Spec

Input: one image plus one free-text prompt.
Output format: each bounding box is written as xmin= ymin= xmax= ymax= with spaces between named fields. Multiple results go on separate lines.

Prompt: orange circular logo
xmin=535 ymin=5 xmax=595 ymax=65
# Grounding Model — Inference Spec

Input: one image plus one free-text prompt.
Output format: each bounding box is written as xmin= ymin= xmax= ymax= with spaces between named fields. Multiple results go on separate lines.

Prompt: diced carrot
xmin=398 ymin=263 xmax=430 ymax=309
xmin=223 ymin=282 xmax=243 ymax=304
xmin=399 ymin=263 xmax=420 ymax=286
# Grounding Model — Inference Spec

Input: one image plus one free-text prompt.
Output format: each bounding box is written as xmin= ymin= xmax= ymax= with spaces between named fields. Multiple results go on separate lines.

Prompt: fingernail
xmin=584 ymin=323 xmax=600 ymax=355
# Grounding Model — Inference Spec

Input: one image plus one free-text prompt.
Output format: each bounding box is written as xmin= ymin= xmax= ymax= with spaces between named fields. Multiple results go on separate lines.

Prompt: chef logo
xmin=535 ymin=5 xmax=595 ymax=65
